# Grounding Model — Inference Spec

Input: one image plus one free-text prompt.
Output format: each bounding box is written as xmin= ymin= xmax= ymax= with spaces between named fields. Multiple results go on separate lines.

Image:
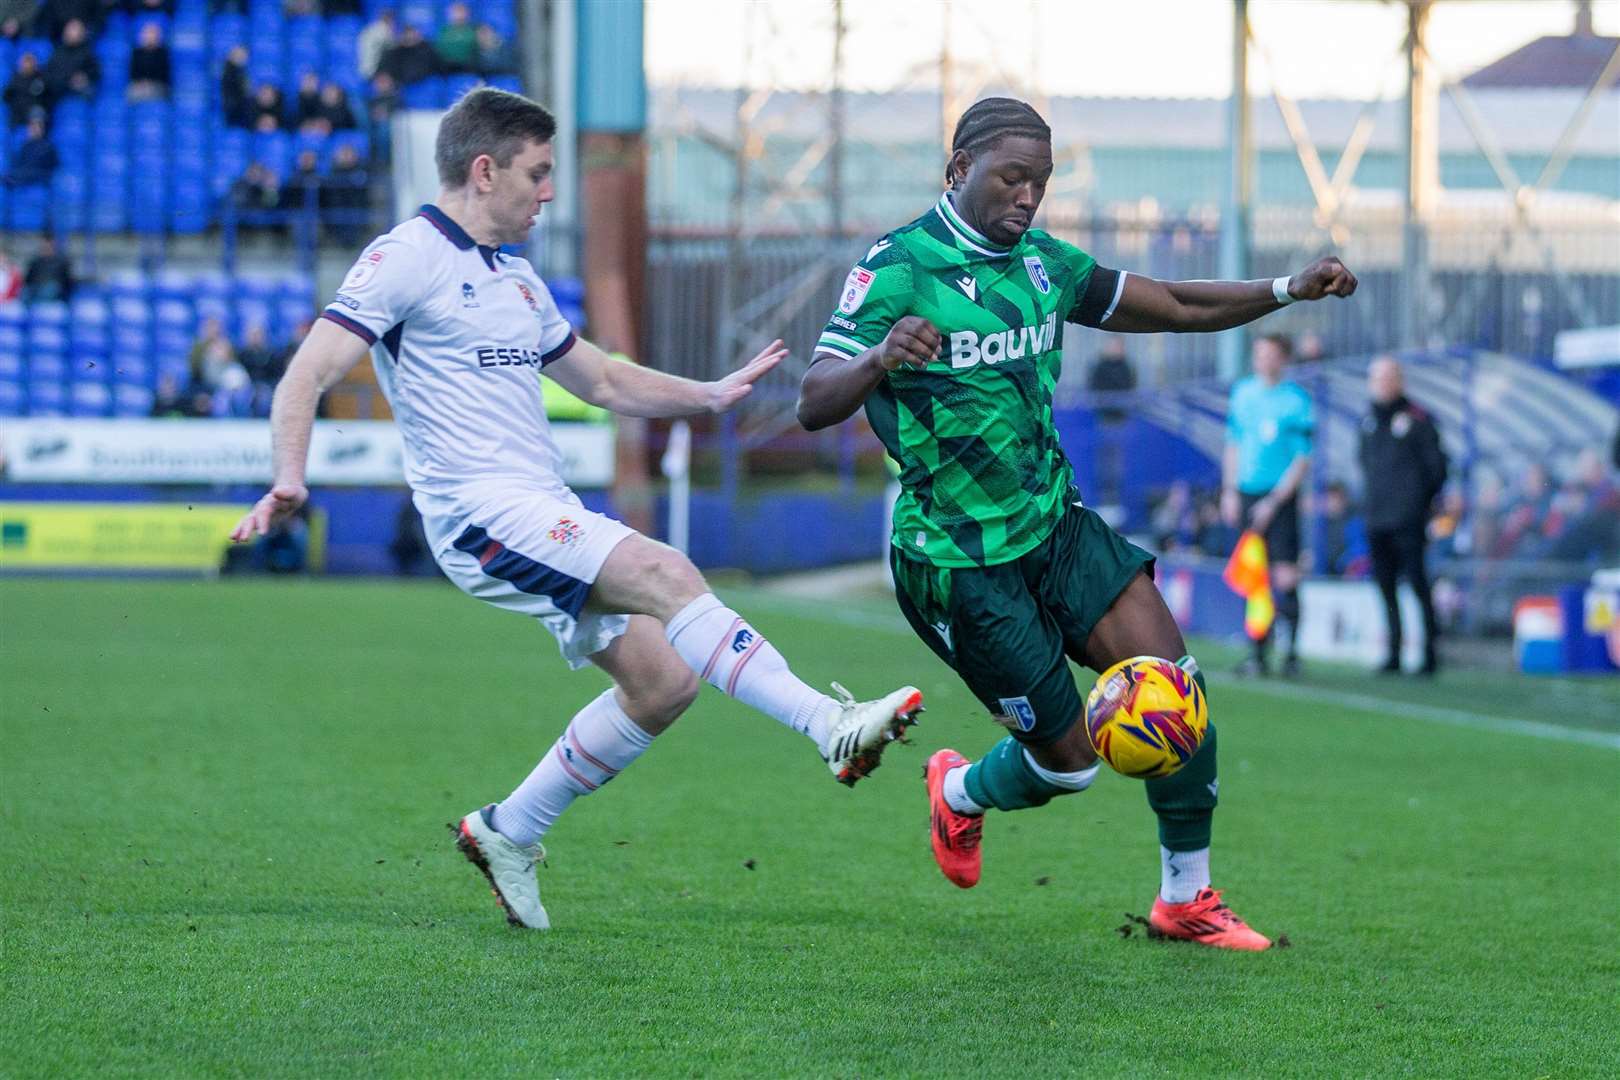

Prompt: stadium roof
xmin=1462 ymin=32 xmax=1620 ymax=90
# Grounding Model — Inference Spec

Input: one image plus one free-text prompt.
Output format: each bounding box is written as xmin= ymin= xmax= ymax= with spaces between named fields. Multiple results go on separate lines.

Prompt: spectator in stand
xmin=357 ymin=8 xmax=395 ymax=79
xmin=36 ymin=0 xmax=102 ymax=43
xmin=1497 ymin=462 xmax=1554 ymax=558
xmin=5 ymin=112 xmax=58 ymax=187
xmin=316 ymin=81 xmax=357 ymax=130
xmin=473 ymin=22 xmax=517 ymax=77
xmin=1088 ymin=335 xmax=1136 ymax=420
xmin=230 ymin=162 xmax=282 ymax=230
xmin=41 ymin=17 xmax=98 ymax=103
xmin=236 ymin=321 xmax=282 ymax=415
xmin=188 ymin=316 xmax=230 ymax=386
xmin=1295 ymin=330 xmax=1326 ymax=364
xmin=1318 ymin=480 xmax=1367 ymax=577
xmin=280 ymin=147 xmax=322 ymax=211
xmin=208 ymin=0 xmax=249 ymax=12
xmin=323 ymin=0 xmax=363 ymax=13
xmin=4 ymin=51 xmax=48 ymax=129
xmin=129 ymin=0 xmax=177 ymax=17
xmin=1194 ymin=491 xmax=1236 ymax=557
xmin=220 ymin=45 xmax=252 ymax=127
xmin=21 ymin=234 xmax=72 ymax=302
xmin=0 ymin=13 xmax=23 ymax=43
xmin=321 ymin=141 xmax=368 ymax=244
xmin=378 ymin=23 xmax=443 ymax=88
xmin=435 ymin=2 xmax=477 ymax=73
xmin=282 ymin=0 xmax=317 ymax=14
xmin=1150 ymin=479 xmax=1196 ymax=553
xmin=291 ymin=69 xmax=323 ymax=129
xmin=1427 ymin=485 xmax=1468 ymax=560
xmin=366 ymin=72 xmax=399 ymax=159
xmin=151 ymin=373 xmax=190 ymax=417
xmin=0 ymin=244 xmax=23 ymax=301
xmin=250 ymin=82 xmax=285 ymax=131
xmin=126 ymin=20 xmax=172 ymax=102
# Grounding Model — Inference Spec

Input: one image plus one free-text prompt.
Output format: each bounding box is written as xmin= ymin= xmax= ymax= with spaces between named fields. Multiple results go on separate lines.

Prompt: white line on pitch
xmin=738 ymin=587 xmax=1620 ymax=752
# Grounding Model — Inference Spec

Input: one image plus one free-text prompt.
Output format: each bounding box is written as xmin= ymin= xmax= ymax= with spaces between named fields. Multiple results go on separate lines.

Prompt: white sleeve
xmin=322 ymin=238 xmax=424 ymax=346
xmin=531 ymin=279 xmax=578 ymax=366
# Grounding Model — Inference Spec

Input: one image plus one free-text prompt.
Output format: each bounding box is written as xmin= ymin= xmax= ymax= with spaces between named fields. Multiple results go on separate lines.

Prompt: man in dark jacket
xmin=1358 ymin=356 xmax=1447 ymax=675
xmin=40 ymin=17 xmax=98 ymax=102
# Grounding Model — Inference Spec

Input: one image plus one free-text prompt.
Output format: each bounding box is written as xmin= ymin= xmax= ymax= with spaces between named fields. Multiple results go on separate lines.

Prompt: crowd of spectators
xmin=0 ymin=235 xmax=75 ymax=302
xmin=1147 ymin=451 xmax=1620 ymax=572
xmin=152 ymin=312 xmax=314 ymax=419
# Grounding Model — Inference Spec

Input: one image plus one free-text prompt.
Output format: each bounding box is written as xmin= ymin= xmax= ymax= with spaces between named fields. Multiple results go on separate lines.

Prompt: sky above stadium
xmin=646 ymin=0 xmax=1620 ymax=100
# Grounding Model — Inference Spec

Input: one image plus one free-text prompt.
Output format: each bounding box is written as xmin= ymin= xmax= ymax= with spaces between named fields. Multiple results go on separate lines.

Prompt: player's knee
xmin=634 ymin=545 xmax=708 ymax=612
xmin=669 ymin=666 xmax=701 ymax=714
xmin=622 ymin=664 xmax=699 ymax=732
xmin=1028 ymin=716 xmax=1098 ymax=772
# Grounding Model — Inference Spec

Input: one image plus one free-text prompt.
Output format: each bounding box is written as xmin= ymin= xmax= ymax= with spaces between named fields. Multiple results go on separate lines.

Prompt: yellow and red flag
xmin=1222 ymin=530 xmax=1275 ymax=641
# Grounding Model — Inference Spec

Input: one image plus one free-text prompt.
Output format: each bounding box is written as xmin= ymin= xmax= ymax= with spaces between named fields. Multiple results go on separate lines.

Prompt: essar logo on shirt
xmin=839 ymin=266 xmax=876 ymax=315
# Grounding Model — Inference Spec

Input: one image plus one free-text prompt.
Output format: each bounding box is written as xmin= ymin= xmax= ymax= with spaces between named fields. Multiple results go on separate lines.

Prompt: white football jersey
xmin=321 ymin=205 xmax=578 ymax=505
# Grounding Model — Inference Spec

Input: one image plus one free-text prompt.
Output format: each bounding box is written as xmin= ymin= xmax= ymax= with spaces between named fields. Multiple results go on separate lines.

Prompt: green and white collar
xmin=934 ymin=192 xmax=1013 ymax=257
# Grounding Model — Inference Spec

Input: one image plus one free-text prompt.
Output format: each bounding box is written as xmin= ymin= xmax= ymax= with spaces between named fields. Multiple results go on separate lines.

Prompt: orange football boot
xmin=1149 ymin=887 xmax=1272 ymax=951
xmin=925 ymin=749 xmax=983 ymax=888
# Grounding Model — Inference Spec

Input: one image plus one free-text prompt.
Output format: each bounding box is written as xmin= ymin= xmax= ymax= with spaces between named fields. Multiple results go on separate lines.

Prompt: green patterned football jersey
xmin=817 ymin=192 xmax=1119 ymax=568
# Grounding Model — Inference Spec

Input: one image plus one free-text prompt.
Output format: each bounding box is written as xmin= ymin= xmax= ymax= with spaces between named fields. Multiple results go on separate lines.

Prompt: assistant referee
xmin=1223 ymin=333 xmax=1314 ymax=676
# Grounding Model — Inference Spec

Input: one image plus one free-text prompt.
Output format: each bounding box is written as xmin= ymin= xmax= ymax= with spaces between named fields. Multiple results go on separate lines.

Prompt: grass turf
xmin=2 ymin=576 xmax=1617 ymax=1077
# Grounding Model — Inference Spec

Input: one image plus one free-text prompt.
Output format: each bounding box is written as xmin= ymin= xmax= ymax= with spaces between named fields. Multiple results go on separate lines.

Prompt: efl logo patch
xmin=730 ymin=627 xmax=755 ymax=653
xmin=839 ymin=266 xmax=876 ymax=315
xmin=547 ymin=517 xmax=583 ymax=544
xmin=997 ymin=695 xmax=1038 ymax=733
xmin=343 ymin=250 xmax=385 ymax=289
xmin=1024 ymin=255 xmax=1051 ymax=295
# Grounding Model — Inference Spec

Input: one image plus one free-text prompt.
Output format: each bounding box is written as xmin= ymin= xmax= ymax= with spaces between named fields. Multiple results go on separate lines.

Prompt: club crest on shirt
xmin=548 ymin=517 xmax=583 ymax=545
xmin=343 ymin=249 xmax=385 ymax=289
xmin=839 ymin=266 xmax=876 ymax=315
xmin=1024 ymin=255 xmax=1051 ymax=295
xmin=461 ymin=282 xmax=480 ymax=308
xmin=514 ymin=282 xmax=539 ymax=311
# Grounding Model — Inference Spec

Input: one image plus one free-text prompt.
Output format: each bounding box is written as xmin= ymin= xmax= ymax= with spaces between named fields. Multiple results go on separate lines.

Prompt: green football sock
xmin=1144 ymin=663 xmax=1217 ymax=852
xmin=962 ymin=736 xmax=1069 ymax=812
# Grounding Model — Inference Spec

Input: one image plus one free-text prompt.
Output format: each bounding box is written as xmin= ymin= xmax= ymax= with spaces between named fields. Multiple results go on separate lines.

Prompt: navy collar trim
xmin=419 ymin=204 xmax=503 ymax=268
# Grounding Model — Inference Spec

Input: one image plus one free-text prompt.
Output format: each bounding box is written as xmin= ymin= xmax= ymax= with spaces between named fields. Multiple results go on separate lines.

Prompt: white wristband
xmin=1272 ymin=276 xmax=1295 ymax=305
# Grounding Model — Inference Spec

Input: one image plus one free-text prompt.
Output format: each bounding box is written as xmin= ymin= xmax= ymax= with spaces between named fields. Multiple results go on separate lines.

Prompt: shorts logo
xmin=548 ymin=517 xmax=583 ymax=544
xmin=731 ymin=628 xmax=755 ymax=653
xmin=1024 ymin=255 xmax=1051 ymax=295
xmin=343 ymin=249 xmax=385 ymax=289
xmin=839 ymin=266 xmax=876 ymax=315
xmin=461 ymin=282 xmax=480 ymax=308
xmin=997 ymin=695 xmax=1038 ymax=733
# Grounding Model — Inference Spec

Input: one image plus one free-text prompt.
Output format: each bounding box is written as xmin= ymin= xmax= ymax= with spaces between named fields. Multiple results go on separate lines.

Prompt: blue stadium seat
xmin=70 ymin=326 xmax=111 ymax=363
xmin=325 ymin=129 xmax=370 ymax=165
xmin=113 ymin=356 xmax=152 ymax=387
xmin=28 ymin=326 xmax=69 ymax=357
xmin=548 ymin=277 xmax=585 ymax=308
xmin=51 ymin=172 xmax=90 ymax=232
xmin=71 ymin=296 xmax=110 ymax=329
xmin=253 ymin=130 xmax=292 ymax=179
xmin=154 ymin=298 xmax=195 ymax=331
xmin=209 ymin=15 xmax=247 ymax=60
xmin=400 ymin=1 xmax=439 ymax=34
xmin=108 ymin=275 xmax=152 ymax=305
xmin=8 ymin=184 xmax=47 ymax=231
xmin=0 ymin=378 xmax=23 ymax=417
xmin=0 ymin=41 xmax=13 ymax=79
xmin=275 ymin=298 xmax=312 ymax=340
xmin=28 ymin=301 xmax=69 ymax=328
xmin=0 ymin=301 xmax=23 ymax=328
xmin=489 ymin=75 xmax=522 ymax=95
xmin=477 ymin=0 xmax=518 ymax=37
xmin=402 ymin=77 xmax=446 ymax=110
xmin=17 ymin=38 xmax=51 ymax=65
xmin=155 ymin=357 xmax=190 ymax=389
xmin=28 ymin=353 xmax=68 ymax=381
xmin=237 ymin=298 xmax=273 ymax=336
xmin=194 ymin=295 xmax=231 ymax=331
xmin=114 ymin=383 xmax=155 ymax=417
xmin=69 ymin=380 xmax=113 ymax=416
xmin=171 ymin=183 xmax=212 ymax=234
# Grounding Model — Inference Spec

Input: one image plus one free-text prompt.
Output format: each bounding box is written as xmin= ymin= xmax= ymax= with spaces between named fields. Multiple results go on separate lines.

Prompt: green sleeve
xmin=814 ymin=247 xmax=913 ymax=361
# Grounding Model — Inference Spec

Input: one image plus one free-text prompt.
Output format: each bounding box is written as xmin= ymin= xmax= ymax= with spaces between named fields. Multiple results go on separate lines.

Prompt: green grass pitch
xmin=3 ymin=577 xmax=1617 ymax=1077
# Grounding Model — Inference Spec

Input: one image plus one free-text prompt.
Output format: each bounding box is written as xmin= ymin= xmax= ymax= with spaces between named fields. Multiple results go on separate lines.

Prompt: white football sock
xmin=1160 ymin=845 xmax=1211 ymax=903
xmin=664 ymin=593 xmax=835 ymax=745
xmin=1023 ymin=750 xmax=1101 ymax=792
xmin=490 ymin=689 xmax=653 ymax=847
xmin=942 ymin=764 xmax=986 ymax=816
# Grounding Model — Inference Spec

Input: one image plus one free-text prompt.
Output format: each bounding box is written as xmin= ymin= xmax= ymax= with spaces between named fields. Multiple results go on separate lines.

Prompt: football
xmin=1084 ymin=656 xmax=1208 ymax=779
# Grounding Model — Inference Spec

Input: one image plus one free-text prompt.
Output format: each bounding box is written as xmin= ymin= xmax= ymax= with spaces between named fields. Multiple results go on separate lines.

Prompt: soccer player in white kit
xmin=231 ymin=89 xmax=923 ymax=930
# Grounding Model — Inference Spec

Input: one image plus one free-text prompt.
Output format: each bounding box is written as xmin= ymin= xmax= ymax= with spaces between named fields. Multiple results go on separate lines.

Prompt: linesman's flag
xmin=1223 ymin=530 xmax=1275 ymax=640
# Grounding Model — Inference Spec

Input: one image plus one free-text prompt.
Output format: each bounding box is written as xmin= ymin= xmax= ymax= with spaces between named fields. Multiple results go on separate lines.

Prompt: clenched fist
xmin=877 ymin=316 xmax=942 ymax=371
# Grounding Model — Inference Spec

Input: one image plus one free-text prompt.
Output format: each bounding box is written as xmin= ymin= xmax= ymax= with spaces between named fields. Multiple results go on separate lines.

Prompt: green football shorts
xmin=890 ymin=501 xmax=1155 ymax=745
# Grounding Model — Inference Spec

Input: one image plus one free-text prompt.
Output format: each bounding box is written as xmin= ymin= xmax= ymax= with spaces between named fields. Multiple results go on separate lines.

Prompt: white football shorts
xmin=426 ymin=487 xmax=635 ymax=669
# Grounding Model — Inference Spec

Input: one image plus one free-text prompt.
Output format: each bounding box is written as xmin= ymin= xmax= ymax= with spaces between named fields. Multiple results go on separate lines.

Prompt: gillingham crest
xmin=1024 ymin=255 xmax=1051 ymax=295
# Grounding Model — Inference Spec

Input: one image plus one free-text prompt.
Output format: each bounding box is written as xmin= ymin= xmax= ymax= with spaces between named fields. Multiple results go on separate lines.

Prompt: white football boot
xmin=452 ymin=805 xmax=550 ymax=929
xmin=822 ymin=683 xmax=925 ymax=787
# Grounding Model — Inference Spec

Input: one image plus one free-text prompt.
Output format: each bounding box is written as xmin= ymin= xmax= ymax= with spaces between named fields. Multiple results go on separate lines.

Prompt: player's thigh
xmin=589 ymin=614 xmax=700 ymax=731
xmin=893 ymin=552 xmax=1080 ymax=745
xmin=588 ymin=532 xmax=709 ymax=622
xmin=1036 ymin=504 xmax=1165 ymax=670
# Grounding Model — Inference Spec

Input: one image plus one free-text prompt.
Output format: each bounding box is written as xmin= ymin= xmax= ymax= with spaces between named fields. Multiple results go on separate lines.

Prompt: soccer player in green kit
xmin=797 ymin=98 xmax=1358 ymax=950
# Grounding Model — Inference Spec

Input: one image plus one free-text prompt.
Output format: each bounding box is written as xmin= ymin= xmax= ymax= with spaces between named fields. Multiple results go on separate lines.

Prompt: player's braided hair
xmin=947 ymin=97 xmax=1050 ymax=183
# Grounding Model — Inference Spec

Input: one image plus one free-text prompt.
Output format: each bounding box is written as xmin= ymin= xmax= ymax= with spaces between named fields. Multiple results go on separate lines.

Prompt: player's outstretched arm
xmin=229 ymin=319 xmax=371 ymax=543
xmin=1100 ymin=256 xmax=1357 ymax=334
xmin=544 ymin=337 xmax=788 ymax=418
xmin=797 ymin=316 xmax=941 ymax=431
